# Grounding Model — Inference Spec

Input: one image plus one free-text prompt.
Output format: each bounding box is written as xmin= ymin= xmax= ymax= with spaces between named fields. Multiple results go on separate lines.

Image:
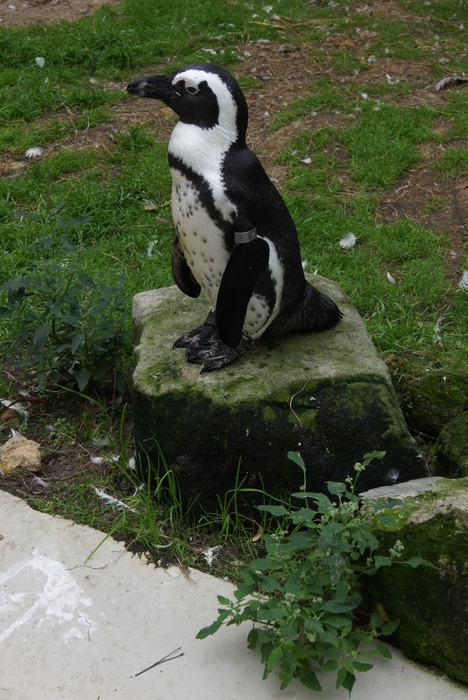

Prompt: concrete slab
xmin=0 ymin=490 xmax=466 ymax=700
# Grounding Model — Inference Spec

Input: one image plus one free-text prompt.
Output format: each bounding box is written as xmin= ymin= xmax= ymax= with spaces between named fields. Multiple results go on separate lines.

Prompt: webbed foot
xmin=186 ymin=334 xmax=252 ymax=372
xmin=173 ymin=310 xmax=217 ymax=350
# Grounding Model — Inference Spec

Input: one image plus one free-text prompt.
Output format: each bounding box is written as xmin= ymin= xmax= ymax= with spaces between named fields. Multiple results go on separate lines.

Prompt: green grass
xmin=0 ymin=0 xmax=467 ymax=564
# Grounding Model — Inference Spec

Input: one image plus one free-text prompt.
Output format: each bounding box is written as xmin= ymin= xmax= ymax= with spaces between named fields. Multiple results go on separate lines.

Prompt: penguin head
xmin=127 ymin=63 xmax=248 ymax=143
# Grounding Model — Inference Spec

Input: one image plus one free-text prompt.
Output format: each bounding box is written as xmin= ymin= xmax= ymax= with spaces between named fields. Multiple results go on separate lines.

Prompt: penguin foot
xmin=185 ymin=334 xmax=252 ymax=372
xmin=173 ymin=311 xmax=217 ymax=350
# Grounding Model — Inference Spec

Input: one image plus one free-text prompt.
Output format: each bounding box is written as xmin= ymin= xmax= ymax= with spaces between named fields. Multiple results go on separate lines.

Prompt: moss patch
xmin=132 ymin=279 xmax=425 ymax=512
xmin=365 ymin=478 xmax=468 ymax=684
xmin=434 ymin=413 xmax=468 ymax=477
xmin=386 ymin=355 xmax=468 ymax=438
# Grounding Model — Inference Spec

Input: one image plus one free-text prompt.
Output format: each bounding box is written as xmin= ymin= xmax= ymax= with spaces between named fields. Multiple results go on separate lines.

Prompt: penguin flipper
xmin=216 ymin=236 xmax=270 ymax=347
xmin=171 ymin=236 xmax=201 ymax=298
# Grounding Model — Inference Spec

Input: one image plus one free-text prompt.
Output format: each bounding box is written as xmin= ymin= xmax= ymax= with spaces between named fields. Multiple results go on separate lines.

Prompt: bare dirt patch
xmin=377 ymin=149 xmax=467 ymax=282
xmin=0 ymin=0 xmax=117 ymax=27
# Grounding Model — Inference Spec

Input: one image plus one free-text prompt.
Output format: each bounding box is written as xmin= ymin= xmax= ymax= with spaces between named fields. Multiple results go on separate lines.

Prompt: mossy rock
xmin=434 ymin=412 xmax=468 ymax=477
xmin=132 ymin=277 xmax=425 ymax=512
xmin=386 ymin=355 xmax=468 ymax=438
xmin=363 ymin=478 xmax=468 ymax=685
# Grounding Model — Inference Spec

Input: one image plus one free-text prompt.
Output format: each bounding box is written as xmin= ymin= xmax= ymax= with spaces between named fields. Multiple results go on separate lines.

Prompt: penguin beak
xmin=127 ymin=74 xmax=178 ymax=102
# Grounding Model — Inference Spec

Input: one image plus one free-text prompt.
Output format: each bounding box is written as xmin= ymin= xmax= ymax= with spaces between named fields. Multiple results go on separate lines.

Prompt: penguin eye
xmin=185 ymin=84 xmax=200 ymax=96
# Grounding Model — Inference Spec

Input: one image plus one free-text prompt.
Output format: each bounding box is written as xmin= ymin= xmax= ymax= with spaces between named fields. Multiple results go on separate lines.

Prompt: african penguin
xmin=127 ymin=63 xmax=342 ymax=371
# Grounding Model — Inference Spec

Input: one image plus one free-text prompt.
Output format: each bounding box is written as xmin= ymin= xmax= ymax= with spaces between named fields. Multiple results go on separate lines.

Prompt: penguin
xmin=127 ymin=63 xmax=342 ymax=371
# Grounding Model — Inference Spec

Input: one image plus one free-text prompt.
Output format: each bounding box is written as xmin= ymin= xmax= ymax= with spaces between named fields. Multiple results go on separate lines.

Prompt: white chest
xmin=171 ymin=168 xmax=230 ymax=307
xmin=169 ymin=123 xmax=236 ymax=222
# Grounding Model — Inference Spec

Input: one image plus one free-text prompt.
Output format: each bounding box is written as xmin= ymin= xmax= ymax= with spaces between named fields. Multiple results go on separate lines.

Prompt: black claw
xmin=173 ymin=310 xmax=217 ymax=349
xmin=185 ymin=335 xmax=252 ymax=371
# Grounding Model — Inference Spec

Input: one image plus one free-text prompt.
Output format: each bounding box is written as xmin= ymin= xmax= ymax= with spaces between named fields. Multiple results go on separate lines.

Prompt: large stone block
xmin=361 ymin=477 xmax=468 ymax=685
xmin=132 ymin=276 xmax=426 ymax=511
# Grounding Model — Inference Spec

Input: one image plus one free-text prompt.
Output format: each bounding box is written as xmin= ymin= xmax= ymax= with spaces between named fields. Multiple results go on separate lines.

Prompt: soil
xmin=1 ymin=0 xmax=467 ymax=565
xmin=0 ymin=0 xmax=118 ymax=27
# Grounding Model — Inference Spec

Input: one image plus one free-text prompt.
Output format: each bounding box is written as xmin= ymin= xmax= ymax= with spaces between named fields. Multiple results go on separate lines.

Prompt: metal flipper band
xmin=234 ymin=227 xmax=257 ymax=244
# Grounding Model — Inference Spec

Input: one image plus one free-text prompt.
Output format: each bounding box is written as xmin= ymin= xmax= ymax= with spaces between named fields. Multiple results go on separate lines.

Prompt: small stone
xmin=0 ymin=436 xmax=41 ymax=475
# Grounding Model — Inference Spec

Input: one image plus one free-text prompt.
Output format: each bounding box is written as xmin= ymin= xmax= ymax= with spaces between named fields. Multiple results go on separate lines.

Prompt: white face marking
xmin=168 ymin=69 xmax=238 ymax=222
xmin=171 ymin=69 xmax=238 ymax=135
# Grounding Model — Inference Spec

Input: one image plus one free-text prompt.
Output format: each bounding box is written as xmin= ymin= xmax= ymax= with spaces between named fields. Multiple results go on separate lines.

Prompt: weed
xmin=197 ymin=452 xmax=426 ymax=694
xmin=0 ymin=203 xmax=131 ymax=393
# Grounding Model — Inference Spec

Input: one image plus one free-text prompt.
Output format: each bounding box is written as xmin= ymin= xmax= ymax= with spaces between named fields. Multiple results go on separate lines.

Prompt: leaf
xmin=246 ymin=627 xmax=259 ymax=649
xmin=304 ymin=619 xmax=324 ymax=636
xmin=406 ymin=556 xmax=425 ymax=568
xmin=74 ymin=367 xmax=91 ymax=392
xmin=290 ymin=507 xmax=317 ymax=524
xmin=353 ymin=661 xmax=373 ymax=673
xmin=278 ymin=666 xmax=294 ymax=690
xmin=336 ymin=667 xmax=356 ymax=695
xmin=60 ymin=215 xmax=93 ymax=229
xmin=196 ymin=613 xmax=229 ymax=639
xmin=265 ymin=645 xmax=284 ymax=674
xmin=319 ymin=659 xmax=338 ymax=672
xmin=321 ymin=591 xmax=361 ymax=614
xmin=13 ymin=210 xmax=43 ymax=222
xmin=327 ymin=481 xmax=347 ymax=497
xmin=216 ymin=595 xmax=232 ymax=607
xmin=300 ymin=666 xmax=322 ymax=691
xmin=59 ymin=236 xmax=77 ymax=252
xmin=114 ymin=370 xmax=128 ymax=395
xmin=380 ymin=619 xmax=400 ymax=636
xmin=257 ymin=504 xmax=290 ymax=516
xmin=77 ymin=271 xmax=96 ymax=287
xmin=70 ymin=332 xmax=85 ymax=355
xmin=60 ymin=314 xmax=81 ymax=327
xmin=325 ymin=615 xmax=353 ymax=629
xmin=251 ymin=520 xmax=263 ymax=542
xmin=0 ymin=277 xmax=33 ymax=293
xmin=377 ymin=642 xmax=393 ymax=658
xmin=376 ymin=515 xmax=399 ymax=528
xmin=33 ymin=324 xmax=50 ymax=350
xmin=362 ymin=451 xmax=386 ymax=466
xmin=371 ymin=497 xmax=403 ymax=511
xmin=287 ymin=451 xmax=305 ymax=471
xmin=374 ymin=555 xmax=392 ymax=569
xmin=270 ymin=530 xmax=313 ymax=553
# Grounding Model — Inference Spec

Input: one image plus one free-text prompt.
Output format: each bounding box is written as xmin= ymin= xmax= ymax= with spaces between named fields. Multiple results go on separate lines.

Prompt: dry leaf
xmin=252 ymin=520 xmax=264 ymax=542
xmin=375 ymin=603 xmax=390 ymax=622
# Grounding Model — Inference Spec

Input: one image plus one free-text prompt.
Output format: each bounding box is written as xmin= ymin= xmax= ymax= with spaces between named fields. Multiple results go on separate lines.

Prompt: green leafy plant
xmin=0 ymin=205 xmax=131 ymax=393
xmin=197 ymin=452 xmax=424 ymax=694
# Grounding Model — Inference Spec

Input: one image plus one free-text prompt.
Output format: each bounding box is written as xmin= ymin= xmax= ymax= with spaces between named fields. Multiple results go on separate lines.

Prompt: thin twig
xmin=133 ymin=647 xmax=184 ymax=678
